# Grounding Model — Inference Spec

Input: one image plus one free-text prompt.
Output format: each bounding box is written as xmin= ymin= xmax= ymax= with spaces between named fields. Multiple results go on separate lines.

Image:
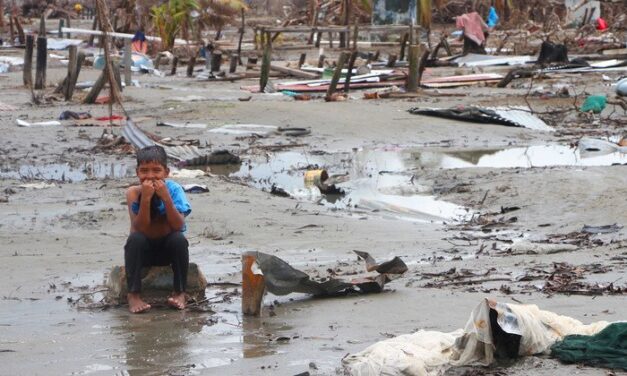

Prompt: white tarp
xmin=343 ymin=299 xmax=610 ymax=376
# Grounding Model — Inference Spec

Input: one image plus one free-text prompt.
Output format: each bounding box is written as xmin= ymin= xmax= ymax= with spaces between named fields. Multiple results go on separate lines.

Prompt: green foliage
xmin=151 ymin=0 xmax=200 ymax=50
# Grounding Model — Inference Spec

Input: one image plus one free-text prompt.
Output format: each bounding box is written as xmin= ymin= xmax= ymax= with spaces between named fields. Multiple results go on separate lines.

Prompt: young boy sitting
xmin=125 ymin=145 xmax=191 ymax=313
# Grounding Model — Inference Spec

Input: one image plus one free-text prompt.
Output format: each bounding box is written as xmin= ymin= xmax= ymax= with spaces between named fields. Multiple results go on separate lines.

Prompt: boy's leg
xmin=124 ymin=232 xmax=152 ymax=313
xmin=162 ymin=232 xmax=189 ymax=309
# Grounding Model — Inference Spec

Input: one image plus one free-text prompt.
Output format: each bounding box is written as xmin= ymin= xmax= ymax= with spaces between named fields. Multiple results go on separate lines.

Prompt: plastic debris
xmin=580 ymin=95 xmax=607 ymax=113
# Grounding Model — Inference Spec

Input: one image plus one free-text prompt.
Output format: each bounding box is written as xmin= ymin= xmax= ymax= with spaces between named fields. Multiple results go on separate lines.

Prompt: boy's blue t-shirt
xmin=131 ymin=180 xmax=191 ymax=232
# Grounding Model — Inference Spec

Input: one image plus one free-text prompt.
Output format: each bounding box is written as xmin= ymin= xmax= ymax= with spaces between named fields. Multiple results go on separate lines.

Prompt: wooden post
xmin=386 ymin=54 xmax=397 ymax=67
xmin=88 ymin=17 xmax=98 ymax=46
xmin=343 ymin=50 xmax=358 ymax=93
xmin=14 ymin=17 xmax=25 ymax=44
xmin=9 ymin=15 xmax=14 ymax=43
xmin=58 ymin=19 xmax=64 ymax=37
xmin=399 ymin=32 xmax=408 ymax=61
xmin=409 ymin=24 xmax=414 ymax=45
xmin=23 ymin=35 xmax=34 ymax=87
xmin=123 ymin=39 xmax=132 ymax=86
xmin=170 ymin=56 xmax=178 ymax=75
xmin=417 ymin=45 xmax=430 ymax=86
xmin=34 ymin=37 xmax=47 ymax=89
xmin=65 ymin=16 xmax=71 ymax=38
xmin=113 ymin=64 xmax=122 ymax=92
xmin=83 ymin=70 xmax=107 ymax=104
xmin=325 ymin=51 xmax=349 ymax=100
xmin=64 ymin=45 xmax=77 ymax=100
xmin=317 ymin=54 xmax=325 ymax=68
xmin=298 ymin=53 xmax=306 ymax=68
xmin=373 ymin=50 xmax=380 ymax=61
xmin=328 ymin=31 xmax=333 ymax=48
xmin=237 ymin=8 xmax=245 ymax=65
xmin=187 ymin=55 xmax=197 ymax=77
xmin=66 ymin=52 xmax=85 ymax=100
xmin=242 ymin=252 xmax=265 ymax=316
xmin=0 ymin=0 xmax=4 ymax=29
xmin=406 ymin=44 xmax=420 ymax=91
xmin=39 ymin=14 xmax=46 ymax=35
xmin=259 ymin=41 xmax=271 ymax=92
xmin=210 ymin=51 xmax=222 ymax=72
xmin=229 ymin=54 xmax=238 ymax=74
xmin=352 ymin=20 xmax=358 ymax=50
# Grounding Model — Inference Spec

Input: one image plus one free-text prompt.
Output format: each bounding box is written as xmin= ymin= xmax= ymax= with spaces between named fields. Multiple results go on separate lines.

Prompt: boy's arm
xmin=154 ymin=180 xmax=185 ymax=232
xmin=127 ymin=182 xmax=154 ymax=234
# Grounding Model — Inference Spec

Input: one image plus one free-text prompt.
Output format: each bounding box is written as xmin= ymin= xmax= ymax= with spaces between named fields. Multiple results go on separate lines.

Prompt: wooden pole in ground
xmin=58 ymin=19 xmax=64 ymax=37
xmin=259 ymin=37 xmax=271 ymax=92
xmin=34 ymin=36 xmax=47 ymax=89
xmin=123 ymin=39 xmax=132 ymax=86
xmin=0 ymin=0 xmax=4 ymax=28
xmin=242 ymin=252 xmax=265 ymax=316
xmin=417 ymin=44 xmax=429 ymax=85
xmin=171 ymin=56 xmax=178 ymax=75
xmin=187 ymin=54 xmax=197 ymax=77
xmin=325 ymin=51 xmax=349 ymax=100
xmin=23 ymin=35 xmax=34 ymax=87
xmin=39 ymin=14 xmax=46 ymax=35
xmin=14 ymin=17 xmax=25 ymax=44
xmin=210 ymin=51 xmax=222 ymax=72
xmin=343 ymin=50 xmax=358 ymax=93
xmin=64 ymin=45 xmax=77 ymax=100
xmin=406 ymin=44 xmax=420 ymax=92
xmin=113 ymin=64 xmax=122 ymax=92
xmin=229 ymin=54 xmax=238 ymax=73
xmin=315 ymin=31 xmax=322 ymax=48
xmin=387 ymin=53 xmax=397 ymax=67
xmin=66 ymin=52 xmax=85 ymax=100
xmin=399 ymin=32 xmax=408 ymax=61
xmin=9 ymin=15 xmax=14 ymax=43
xmin=352 ymin=19 xmax=358 ymax=50
xmin=83 ymin=70 xmax=107 ymax=103
xmin=88 ymin=17 xmax=97 ymax=46
xmin=65 ymin=16 xmax=71 ymax=38
xmin=298 ymin=53 xmax=306 ymax=68
xmin=237 ymin=8 xmax=245 ymax=65
xmin=317 ymin=54 xmax=325 ymax=68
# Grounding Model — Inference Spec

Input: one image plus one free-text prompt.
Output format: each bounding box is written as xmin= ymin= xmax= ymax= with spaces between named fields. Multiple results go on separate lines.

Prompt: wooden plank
xmin=270 ymin=64 xmax=319 ymax=79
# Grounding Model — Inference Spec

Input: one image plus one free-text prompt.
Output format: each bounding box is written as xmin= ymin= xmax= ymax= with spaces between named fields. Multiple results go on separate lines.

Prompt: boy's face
xmin=136 ymin=161 xmax=169 ymax=183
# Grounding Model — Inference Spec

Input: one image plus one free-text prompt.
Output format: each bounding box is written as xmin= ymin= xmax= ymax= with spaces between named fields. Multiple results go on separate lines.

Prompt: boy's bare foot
xmin=167 ymin=292 xmax=187 ymax=310
xmin=127 ymin=292 xmax=151 ymax=313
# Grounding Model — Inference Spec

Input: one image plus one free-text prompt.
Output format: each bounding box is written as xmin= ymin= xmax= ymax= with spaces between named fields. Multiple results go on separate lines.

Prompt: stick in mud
xmin=34 ymin=36 xmax=47 ymax=90
xmin=64 ymin=45 xmax=77 ymax=100
xmin=326 ymin=51 xmax=349 ymax=100
xmin=67 ymin=52 xmax=85 ymax=100
xmin=123 ymin=39 xmax=132 ymax=86
xmin=298 ymin=53 xmax=306 ymax=68
xmin=406 ymin=44 xmax=421 ymax=92
xmin=343 ymin=50 xmax=358 ymax=93
xmin=23 ymin=35 xmax=34 ymax=87
xmin=259 ymin=40 xmax=272 ymax=92
xmin=229 ymin=54 xmax=238 ymax=74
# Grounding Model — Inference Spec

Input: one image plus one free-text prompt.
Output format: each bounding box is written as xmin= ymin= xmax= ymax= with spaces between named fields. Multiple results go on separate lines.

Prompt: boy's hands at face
xmin=153 ymin=179 xmax=169 ymax=200
xmin=141 ymin=180 xmax=155 ymax=199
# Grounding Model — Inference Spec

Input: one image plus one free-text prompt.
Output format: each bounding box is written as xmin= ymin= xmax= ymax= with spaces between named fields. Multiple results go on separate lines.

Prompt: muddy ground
xmin=0 ymin=40 xmax=626 ymax=376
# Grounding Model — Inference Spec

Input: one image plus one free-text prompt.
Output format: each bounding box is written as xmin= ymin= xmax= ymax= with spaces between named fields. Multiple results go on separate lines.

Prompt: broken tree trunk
xmin=34 ymin=37 xmax=47 ymax=90
xmin=14 ymin=16 xmax=25 ymax=44
xmin=83 ymin=70 xmax=107 ymax=104
xmin=406 ymin=44 xmax=421 ymax=91
xmin=171 ymin=56 xmax=178 ymax=75
xmin=399 ymin=32 xmax=409 ymax=61
xmin=298 ymin=53 xmax=306 ymax=68
xmin=210 ymin=51 xmax=222 ymax=72
xmin=325 ymin=51 xmax=349 ymax=100
xmin=387 ymin=53 xmax=397 ymax=67
xmin=317 ymin=54 xmax=325 ymax=68
xmin=23 ymin=35 xmax=34 ymax=87
xmin=237 ymin=9 xmax=245 ymax=65
xmin=242 ymin=252 xmax=265 ymax=316
xmin=259 ymin=40 xmax=272 ymax=92
xmin=64 ymin=45 xmax=77 ymax=100
xmin=229 ymin=54 xmax=238 ymax=74
xmin=343 ymin=50 xmax=358 ymax=93
xmin=417 ymin=46 xmax=430 ymax=86
xmin=187 ymin=54 xmax=197 ymax=77
xmin=123 ymin=39 xmax=132 ymax=86
xmin=66 ymin=52 xmax=85 ymax=100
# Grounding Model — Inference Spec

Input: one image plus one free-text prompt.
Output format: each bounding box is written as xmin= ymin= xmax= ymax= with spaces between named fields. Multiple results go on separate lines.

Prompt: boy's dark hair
xmin=136 ymin=145 xmax=168 ymax=168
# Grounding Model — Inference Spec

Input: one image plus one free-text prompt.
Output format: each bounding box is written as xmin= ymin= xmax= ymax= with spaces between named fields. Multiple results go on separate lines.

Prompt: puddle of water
xmin=0 ymin=161 xmax=134 ymax=182
xmin=401 ymin=145 xmax=627 ymax=170
xmin=207 ymin=144 xmax=624 ymax=222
